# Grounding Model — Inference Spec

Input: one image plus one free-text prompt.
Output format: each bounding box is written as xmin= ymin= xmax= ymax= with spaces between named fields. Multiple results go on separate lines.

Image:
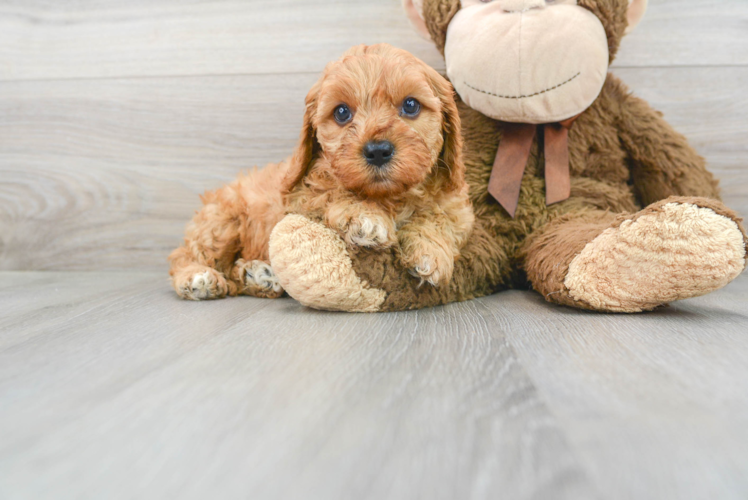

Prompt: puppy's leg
xmin=168 ymin=196 xmax=242 ymax=300
xmin=400 ymin=233 xmax=454 ymax=287
xmin=398 ymin=191 xmax=475 ymax=287
xmin=325 ymin=199 xmax=397 ymax=249
xmin=169 ymin=163 xmax=289 ymax=300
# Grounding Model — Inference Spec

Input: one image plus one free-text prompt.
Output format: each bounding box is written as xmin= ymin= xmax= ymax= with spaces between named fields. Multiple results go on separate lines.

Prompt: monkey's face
xmin=445 ymin=0 xmax=609 ymax=124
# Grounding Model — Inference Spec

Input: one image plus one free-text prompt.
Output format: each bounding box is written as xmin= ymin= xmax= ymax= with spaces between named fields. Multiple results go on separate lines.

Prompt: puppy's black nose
xmin=363 ymin=141 xmax=395 ymax=168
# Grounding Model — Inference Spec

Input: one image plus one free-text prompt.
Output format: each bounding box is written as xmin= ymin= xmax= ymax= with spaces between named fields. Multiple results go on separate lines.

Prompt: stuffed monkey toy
xmin=268 ymin=0 xmax=747 ymax=313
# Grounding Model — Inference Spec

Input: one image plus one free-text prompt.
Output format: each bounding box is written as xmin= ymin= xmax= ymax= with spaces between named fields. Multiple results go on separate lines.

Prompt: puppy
xmin=169 ymin=44 xmax=474 ymax=301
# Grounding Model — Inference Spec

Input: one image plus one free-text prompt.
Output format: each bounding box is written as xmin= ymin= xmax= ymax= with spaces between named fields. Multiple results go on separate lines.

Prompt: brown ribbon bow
xmin=487 ymin=116 xmax=578 ymax=218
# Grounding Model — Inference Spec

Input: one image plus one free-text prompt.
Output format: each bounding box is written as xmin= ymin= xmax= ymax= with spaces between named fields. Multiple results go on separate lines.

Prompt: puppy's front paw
xmin=174 ymin=268 xmax=228 ymax=301
xmin=402 ymin=244 xmax=454 ymax=287
xmin=341 ymin=214 xmax=396 ymax=248
xmin=232 ymin=259 xmax=284 ymax=299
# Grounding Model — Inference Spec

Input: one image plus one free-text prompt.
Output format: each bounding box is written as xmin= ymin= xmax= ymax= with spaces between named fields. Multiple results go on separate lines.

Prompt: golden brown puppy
xmin=169 ymin=44 xmax=474 ymax=301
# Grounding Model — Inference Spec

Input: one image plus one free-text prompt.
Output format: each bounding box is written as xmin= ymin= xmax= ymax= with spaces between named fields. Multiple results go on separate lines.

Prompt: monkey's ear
xmin=282 ymin=81 xmax=321 ymax=193
xmin=625 ymin=0 xmax=648 ymax=34
xmin=403 ymin=0 xmax=432 ymax=40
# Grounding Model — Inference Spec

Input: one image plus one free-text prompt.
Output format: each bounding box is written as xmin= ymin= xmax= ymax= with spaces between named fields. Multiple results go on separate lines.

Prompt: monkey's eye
xmin=400 ymin=97 xmax=421 ymax=118
xmin=333 ymin=104 xmax=353 ymax=125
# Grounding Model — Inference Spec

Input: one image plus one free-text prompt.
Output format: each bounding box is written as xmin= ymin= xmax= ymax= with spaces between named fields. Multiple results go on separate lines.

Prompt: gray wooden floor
xmin=2 ymin=0 xmax=748 ymax=498
xmin=1 ymin=272 xmax=747 ymax=500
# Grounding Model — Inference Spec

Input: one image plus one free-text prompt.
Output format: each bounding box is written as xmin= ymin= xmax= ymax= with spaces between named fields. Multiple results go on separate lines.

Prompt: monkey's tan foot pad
xmin=565 ymin=198 xmax=747 ymax=313
xmin=232 ymin=259 xmax=284 ymax=299
xmin=268 ymin=214 xmax=386 ymax=312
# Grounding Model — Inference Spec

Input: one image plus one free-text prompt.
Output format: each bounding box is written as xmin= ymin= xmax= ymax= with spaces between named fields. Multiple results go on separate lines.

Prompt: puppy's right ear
xmin=282 ymin=80 xmax=321 ymax=193
xmin=403 ymin=0 xmax=431 ymax=40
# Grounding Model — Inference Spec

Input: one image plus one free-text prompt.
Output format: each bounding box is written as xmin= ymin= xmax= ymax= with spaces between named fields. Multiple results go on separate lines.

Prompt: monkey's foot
xmin=565 ymin=198 xmax=747 ymax=312
xmin=269 ymin=214 xmax=386 ymax=312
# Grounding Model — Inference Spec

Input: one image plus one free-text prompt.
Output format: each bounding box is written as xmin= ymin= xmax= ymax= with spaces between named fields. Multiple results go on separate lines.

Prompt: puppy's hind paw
xmin=233 ymin=259 xmax=284 ymax=299
xmin=174 ymin=268 xmax=228 ymax=301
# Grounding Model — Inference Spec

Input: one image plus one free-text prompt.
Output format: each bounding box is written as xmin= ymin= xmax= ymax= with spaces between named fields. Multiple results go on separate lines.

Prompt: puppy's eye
xmin=400 ymin=97 xmax=421 ymax=118
xmin=333 ymin=104 xmax=353 ymax=125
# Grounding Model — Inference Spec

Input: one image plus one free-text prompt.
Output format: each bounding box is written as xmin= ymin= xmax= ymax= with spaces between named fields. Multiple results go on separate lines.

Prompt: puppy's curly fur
xmin=169 ymin=44 xmax=474 ymax=300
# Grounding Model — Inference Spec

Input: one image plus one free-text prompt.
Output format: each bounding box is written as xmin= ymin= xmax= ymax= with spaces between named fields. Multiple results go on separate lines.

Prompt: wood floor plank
xmin=484 ymin=274 xmax=748 ymax=500
xmin=2 ymin=272 xmax=747 ymax=498
xmin=0 ymin=0 xmax=444 ymax=81
xmin=0 ymin=72 xmax=318 ymax=271
xmin=0 ymin=0 xmax=745 ymax=82
xmin=1 ymin=67 xmax=745 ymax=271
xmin=0 ymin=271 xmax=164 ymax=350
xmin=0 ymin=272 xmax=598 ymax=500
xmin=613 ymin=0 xmax=748 ymax=68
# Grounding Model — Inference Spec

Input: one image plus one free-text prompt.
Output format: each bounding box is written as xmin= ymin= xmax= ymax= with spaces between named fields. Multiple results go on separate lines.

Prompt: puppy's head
xmin=284 ymin=44 xmax=464 ymax=199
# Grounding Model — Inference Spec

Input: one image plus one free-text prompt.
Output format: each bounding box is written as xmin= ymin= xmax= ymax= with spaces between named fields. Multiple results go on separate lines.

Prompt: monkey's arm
xmin=614 ymin=82 xmax=721 ymax=206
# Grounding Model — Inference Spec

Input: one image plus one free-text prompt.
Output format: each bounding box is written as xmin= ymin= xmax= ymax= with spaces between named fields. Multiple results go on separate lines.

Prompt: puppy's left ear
xmin=282 ymin=79 xmax=322 ymax=193
xmin=428 ymin=68 xmax=465 ymax=192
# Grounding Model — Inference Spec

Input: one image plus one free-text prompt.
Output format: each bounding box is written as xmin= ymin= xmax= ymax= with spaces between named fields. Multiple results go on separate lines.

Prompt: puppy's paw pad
xmin=180 ymin=271 xmax=225 ymax=301
xmin=245 ymin=261 xmax=282 ymax=293
xmin=236 ymin=260 xmax=284 ymax=298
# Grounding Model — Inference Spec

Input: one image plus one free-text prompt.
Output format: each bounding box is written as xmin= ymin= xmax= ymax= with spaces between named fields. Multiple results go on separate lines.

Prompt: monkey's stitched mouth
xmin=463 ymin=72 xmax=581 ymax=100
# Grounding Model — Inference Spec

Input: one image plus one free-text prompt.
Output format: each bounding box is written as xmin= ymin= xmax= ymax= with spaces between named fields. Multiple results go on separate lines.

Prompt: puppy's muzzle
xmin=362 ymin=140 xmax=395 ymax=168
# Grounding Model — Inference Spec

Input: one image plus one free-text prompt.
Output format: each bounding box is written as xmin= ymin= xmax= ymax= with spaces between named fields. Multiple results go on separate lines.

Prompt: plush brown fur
xmin=169 ymin=44 xmax=473 ymax=300
xmin=294 ymin=0 xmax=747 ymax=312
